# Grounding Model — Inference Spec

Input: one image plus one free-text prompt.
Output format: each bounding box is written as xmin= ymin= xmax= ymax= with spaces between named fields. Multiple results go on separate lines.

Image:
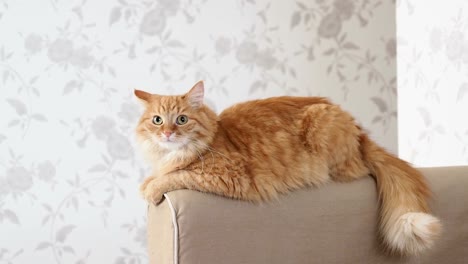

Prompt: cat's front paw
xmin=141 ymin=179 xmax=165 ymax=204
xmin=140 ymin=176 xmax=155 ymax=197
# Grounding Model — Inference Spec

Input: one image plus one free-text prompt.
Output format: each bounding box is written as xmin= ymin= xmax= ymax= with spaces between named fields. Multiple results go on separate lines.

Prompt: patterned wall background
xmin=0 ymin=0 xmax=396 ymax=263
xmin=397 ymin=0 xmax=468 ymax=166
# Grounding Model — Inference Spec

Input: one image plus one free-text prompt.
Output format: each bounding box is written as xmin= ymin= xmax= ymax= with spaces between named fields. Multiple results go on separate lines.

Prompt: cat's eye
xmin=152 ymin=116 xmax=163 ymax=125
xmin=176 ymin=115 xmax=188 ymax=125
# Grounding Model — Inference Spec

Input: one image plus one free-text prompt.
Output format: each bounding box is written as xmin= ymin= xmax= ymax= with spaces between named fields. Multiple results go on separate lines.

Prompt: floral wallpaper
xmin=0 ymin=0 xmax=396 ymax=263
xmin=397 ymin=0 xmax=468 ymax=166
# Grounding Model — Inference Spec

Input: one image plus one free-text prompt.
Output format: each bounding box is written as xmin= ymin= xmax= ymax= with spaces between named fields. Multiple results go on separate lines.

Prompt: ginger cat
xmin=135 ymin=81 xmax=441 ymax=255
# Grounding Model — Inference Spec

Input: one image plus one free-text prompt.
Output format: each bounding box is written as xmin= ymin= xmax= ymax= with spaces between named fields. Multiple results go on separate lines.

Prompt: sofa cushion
xmin=148 ymin=166 xmax=468 ymax=264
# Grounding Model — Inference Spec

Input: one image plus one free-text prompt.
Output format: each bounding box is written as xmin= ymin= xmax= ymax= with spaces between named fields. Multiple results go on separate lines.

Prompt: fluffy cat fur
xmin=135 ymin=81 xmax=441 ymax=256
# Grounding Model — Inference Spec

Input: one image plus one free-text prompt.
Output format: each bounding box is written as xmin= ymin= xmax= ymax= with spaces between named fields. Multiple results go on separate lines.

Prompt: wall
xmin=397 ymin=0 xmax=468 ymax=166
xmin=0 ymin=0 xmax=395 ymax=263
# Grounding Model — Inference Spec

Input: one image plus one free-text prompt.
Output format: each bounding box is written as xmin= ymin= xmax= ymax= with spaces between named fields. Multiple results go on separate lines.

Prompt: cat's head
xmin=134 ymin=81 xmax=218 ymax=162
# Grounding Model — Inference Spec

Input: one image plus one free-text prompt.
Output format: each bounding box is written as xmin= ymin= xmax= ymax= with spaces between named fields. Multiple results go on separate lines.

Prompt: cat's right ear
xmin=134 ymin=89 xmax=152 ymax=104
xmin=185 ymin=81 xmax=204 ymax=108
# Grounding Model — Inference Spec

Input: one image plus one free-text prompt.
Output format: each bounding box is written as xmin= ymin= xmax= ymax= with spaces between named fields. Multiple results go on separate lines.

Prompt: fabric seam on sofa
xmin=164 ymin=193 xmax=179 ymax=264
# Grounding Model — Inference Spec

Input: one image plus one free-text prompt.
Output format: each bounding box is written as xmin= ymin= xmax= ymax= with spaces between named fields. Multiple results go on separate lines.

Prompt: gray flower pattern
xmin=318 ymin=13 xmax=342 ymax=39
xmin=106 ymin=132 xmax=133 ymax=160
xmin=47 ymin=38 xmax=74 ymax=63
xmin=37 ymin=161 xmax=56 ymax=182
xmin=140 ymin=9 xmax=167 ymax=36
xmin=236 ymin=41 xmax=258 ymax=64
xmin=333 ymin=0 xmax=355 ymax=21
xmin=70 ymin=47 xmax=94 ymax=69
xmin=6 ymin=167 xmax=32 ymax=192
xmin=92 ymin=116 xmax=116 ymax=140
xmin=445 ymin=31 xmax=465 ymax=61
xmin=215 ymin=37 xmax=231 ymax=56
xmin=24 ymin=34 xmax=43 ymax=54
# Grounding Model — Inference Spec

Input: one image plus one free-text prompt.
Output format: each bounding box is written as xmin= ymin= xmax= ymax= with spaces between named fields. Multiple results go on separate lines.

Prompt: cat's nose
xmin=163 ymin=131 xmax=173 ymax=138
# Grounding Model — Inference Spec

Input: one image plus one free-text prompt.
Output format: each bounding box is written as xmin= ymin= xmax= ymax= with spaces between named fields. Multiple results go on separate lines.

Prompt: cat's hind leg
xmin=300 ymin=103 xmax=369 ymax=182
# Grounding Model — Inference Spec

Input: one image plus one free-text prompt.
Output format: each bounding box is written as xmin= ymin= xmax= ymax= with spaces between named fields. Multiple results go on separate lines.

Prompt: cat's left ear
xmin=185 ymin=81 xmax=204 ymax=108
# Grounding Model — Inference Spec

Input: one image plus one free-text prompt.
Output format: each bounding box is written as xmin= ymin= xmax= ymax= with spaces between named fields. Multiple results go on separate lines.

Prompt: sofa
xmin=147 ymin=166 xmax=468 ymax=264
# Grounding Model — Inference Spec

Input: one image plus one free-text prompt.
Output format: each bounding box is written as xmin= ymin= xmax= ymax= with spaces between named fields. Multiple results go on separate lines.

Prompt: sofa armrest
xmin=148 ymin=166 xmax=468 ymax=264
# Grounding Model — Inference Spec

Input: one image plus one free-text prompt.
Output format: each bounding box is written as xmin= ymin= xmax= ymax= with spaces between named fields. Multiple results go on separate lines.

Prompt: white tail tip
xmin=385 ymin=212 xmax=441 ymax=255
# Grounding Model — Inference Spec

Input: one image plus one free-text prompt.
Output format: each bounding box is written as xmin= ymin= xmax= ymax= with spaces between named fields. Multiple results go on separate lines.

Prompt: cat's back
xmin=219 ymin=96 xmax=331 ymax=122
xmin=215 ymin=96 xmax=332 ymax=170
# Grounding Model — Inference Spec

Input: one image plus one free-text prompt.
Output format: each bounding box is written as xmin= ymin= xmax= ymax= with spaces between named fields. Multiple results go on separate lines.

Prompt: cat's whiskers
xmin=190 ymin=140 xmax=232 ymax=175
xmin=188 ymin=140 xmax=213 ymax=167
xmin=194 ymin=141 xmax=231 ymax=162
xmin=194 ymin=148 xmax=205 ymax=175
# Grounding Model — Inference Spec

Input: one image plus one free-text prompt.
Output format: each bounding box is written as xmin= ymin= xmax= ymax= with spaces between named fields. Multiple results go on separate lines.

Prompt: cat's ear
xmin=185 ymin=81 xmax=204 ymax=108
xmin=134 ymin=89 xmax=152 ymax=104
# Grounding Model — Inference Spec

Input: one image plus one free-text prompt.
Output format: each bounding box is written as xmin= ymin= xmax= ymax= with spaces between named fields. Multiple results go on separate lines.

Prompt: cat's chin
xmin=157 ymin=140 xmax=186 ymax=151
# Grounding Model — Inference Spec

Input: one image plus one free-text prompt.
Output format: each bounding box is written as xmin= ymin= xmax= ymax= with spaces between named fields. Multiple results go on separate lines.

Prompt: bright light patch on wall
xmin=397 ymin=0 xmax=468 ymax=166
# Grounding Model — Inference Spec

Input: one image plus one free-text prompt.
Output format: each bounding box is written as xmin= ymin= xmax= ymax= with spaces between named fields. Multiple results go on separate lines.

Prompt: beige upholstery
xmin=147 ymin=166 xmax=468 ymax=264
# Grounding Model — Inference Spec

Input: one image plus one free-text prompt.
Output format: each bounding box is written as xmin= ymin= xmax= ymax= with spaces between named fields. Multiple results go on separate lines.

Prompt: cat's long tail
xmin=359 ymin=134 xmax=441 ymax=255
